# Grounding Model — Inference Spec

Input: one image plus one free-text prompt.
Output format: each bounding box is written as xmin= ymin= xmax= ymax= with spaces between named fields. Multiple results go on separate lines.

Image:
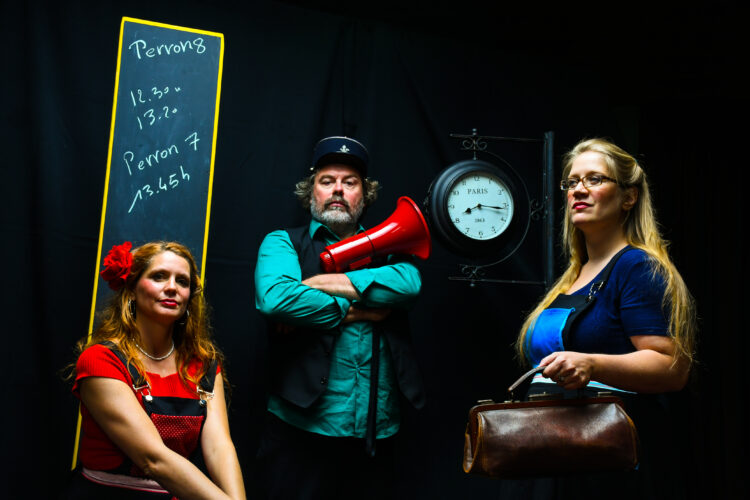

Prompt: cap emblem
xmin=339 ymin=145 xmax=350 ymax=153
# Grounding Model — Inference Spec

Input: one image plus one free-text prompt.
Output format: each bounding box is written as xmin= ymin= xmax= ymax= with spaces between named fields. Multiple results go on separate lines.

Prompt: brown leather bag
xmin=463 ymin=366 xmax=640 ymax=478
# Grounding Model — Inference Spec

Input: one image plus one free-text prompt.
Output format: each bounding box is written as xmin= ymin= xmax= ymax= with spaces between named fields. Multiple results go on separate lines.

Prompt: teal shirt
xmin=255 ymin=220 xmax=422 ymax=438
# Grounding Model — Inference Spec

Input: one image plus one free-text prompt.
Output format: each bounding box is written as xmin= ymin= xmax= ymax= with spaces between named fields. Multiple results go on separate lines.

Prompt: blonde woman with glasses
xmin=507 ymin=138 xmax=696 ymax=498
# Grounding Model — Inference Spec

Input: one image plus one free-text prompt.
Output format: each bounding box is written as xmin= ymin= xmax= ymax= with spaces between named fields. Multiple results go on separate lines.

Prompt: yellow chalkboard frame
xmin=71 ymin=16 xmax=224 ymax=470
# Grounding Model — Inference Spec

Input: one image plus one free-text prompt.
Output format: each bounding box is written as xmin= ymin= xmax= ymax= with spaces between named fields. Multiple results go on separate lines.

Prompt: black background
xmin=1 ymin=1 xmax=745 ymax=498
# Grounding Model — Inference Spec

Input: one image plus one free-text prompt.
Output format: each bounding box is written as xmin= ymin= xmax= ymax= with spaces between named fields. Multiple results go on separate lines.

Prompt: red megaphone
xmin=319 ymin=196 xmax=432 ymax=272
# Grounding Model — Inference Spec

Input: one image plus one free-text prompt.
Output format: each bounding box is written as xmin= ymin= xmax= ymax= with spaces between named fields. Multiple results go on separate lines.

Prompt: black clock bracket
xmin=423 ymin=129 xmax=555 ymax=287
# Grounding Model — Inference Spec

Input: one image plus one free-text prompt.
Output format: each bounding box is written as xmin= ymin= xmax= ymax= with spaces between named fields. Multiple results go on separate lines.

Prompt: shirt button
xmin=320 ymin=376 xmax=328 ymax=385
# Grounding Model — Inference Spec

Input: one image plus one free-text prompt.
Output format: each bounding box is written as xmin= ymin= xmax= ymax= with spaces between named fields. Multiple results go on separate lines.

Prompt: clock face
xmin=426 ymin=158 xmax=529 ymax=259
xmin=446 ymin=172 xmax=514 ymax=240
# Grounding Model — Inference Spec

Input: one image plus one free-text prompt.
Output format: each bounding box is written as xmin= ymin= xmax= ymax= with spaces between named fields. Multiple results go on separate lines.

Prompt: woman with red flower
xmin=66 ymin=241 xmax=245 ymax=500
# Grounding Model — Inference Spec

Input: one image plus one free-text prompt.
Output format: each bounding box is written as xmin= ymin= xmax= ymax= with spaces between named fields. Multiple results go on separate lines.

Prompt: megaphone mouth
xmin=318 ymin=196 xmax=432 ymax=272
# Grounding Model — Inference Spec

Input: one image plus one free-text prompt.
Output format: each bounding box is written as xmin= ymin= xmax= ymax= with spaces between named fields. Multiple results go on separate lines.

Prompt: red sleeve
xmin=72 ymin=344 xmax=130 ymax=397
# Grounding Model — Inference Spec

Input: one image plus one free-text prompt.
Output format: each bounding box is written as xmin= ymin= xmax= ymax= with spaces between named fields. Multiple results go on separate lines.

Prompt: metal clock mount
xmin=424 ymin=129 xmax=555 ymax=287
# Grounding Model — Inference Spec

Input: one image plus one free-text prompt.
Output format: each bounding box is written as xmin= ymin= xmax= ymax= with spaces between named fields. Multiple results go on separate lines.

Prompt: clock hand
xmin=464 ymin=203 xmax=507 ymax=214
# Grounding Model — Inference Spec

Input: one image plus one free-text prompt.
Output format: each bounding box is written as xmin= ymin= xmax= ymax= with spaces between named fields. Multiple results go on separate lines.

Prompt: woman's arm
xmin=200 ymin=373 xmax=246 ymax=500
xmin=540 ymin=335 xmax=690 ymax=393
xmin=79 ymin=377 xmax=231 ymax=500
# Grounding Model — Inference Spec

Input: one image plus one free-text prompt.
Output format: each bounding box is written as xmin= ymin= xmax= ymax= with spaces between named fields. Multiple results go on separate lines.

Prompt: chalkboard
xmin=90 ymin=17 xmax=224 ymax=325
xmin=73 ymin=17 xmax=223 ymax=470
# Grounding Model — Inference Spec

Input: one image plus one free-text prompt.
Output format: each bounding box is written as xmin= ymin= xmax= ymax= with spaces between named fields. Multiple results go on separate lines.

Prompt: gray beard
xmin=310 ymin=198 xmax=364 ymax=238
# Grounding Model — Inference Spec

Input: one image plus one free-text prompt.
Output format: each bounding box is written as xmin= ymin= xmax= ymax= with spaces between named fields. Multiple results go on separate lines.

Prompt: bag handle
xmin=508 ymin=365 xmax=597 ymax=402
xmin=507 ymin=366 xmax=546 ymax=400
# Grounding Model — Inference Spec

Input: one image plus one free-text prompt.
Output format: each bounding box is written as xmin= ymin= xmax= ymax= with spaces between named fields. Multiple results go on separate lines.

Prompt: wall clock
xmin=425 ymin=159 xmax=529 ymax=259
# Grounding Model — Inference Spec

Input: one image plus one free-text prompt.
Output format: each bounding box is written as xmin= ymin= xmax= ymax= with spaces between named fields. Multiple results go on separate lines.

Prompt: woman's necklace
xmin=135 ymin=340 xmax=175 ymax=361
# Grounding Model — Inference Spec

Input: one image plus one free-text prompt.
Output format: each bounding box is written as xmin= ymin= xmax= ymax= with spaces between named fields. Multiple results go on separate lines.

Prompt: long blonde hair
xmin=72 ymin=241 xmax=223 ymax=386
xmin=516 ymin=139 xmax=696 ymax=364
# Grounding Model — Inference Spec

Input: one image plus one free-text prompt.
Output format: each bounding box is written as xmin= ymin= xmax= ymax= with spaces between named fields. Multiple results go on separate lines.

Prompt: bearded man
xmin=254 ymin=136 xmax=425 ymax=499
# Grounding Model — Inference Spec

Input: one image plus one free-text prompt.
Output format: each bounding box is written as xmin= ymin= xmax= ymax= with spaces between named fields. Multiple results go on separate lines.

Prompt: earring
xmin=178 ymin=309 xmax=190 ymax=326
xmin=129 ymin=299 xmax=136 ymax=317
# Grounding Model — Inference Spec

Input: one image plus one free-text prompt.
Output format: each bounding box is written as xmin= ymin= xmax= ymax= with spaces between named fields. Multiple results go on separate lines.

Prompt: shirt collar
xmin=309 ymin=219 xmax=365 ymax=242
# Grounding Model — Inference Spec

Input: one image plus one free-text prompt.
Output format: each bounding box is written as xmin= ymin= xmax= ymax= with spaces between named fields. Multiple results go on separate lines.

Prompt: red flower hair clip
xmin=100 ymin=241 xmax=133 ymax=291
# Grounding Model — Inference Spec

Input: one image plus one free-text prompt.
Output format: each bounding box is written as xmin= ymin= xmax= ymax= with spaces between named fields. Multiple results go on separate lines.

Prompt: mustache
xmin=324 ymin=196 xmax=350 ymax=209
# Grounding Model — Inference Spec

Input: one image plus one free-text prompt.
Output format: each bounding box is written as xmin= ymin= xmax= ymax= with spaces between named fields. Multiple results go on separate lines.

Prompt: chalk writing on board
xmin=127 ymin=37 xmax=207 ymax=59
xmin=129 ymin=86 xmax=182 ymax=107
xmin=129 ymin=86 xmax=183 ymax=129
xmin=122 ymin=144 xmax=180 ymax=176
xmin=128 ymin=165 xmax=191 ymax=214
xmin=185 ymin=132 xmax=200 ymax=151
xmin=134 ymin=105 xmax=179 ymax=129
xmin=123 ymin=129 xmax=201 ymax=212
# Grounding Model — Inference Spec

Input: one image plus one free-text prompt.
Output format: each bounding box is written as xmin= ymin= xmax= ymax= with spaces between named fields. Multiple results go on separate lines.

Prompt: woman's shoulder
xmin=74 ymin=343 xmax=131 ymax=393
xmin=620 ymin=247 xmax=651 ymax=264
xmin=76 ymin=342 xmax=133 ymax=378
xmin=78 ymin=342 xmax=122 ymax=365
xmin=613 ymin=247 xmax=656 ymax=273
xmin=612 ymin=247 xmax=665 ymax=289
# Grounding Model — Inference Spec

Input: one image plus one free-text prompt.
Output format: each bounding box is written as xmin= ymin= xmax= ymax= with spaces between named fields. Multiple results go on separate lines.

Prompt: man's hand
xmin=273 ymin=323 xmax=297 ymax=335
xmin=341 ymin=305 xmax=392 ymax=324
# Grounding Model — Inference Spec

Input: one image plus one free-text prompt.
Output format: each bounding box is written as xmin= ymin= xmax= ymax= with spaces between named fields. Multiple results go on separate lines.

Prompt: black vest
xmin=267 ymin=225 xmax=425 ymax=410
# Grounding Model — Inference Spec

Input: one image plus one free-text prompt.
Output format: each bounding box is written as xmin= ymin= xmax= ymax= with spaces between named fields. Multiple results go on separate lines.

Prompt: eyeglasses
xmin=560 ymin=174 xmax=618 ymax=191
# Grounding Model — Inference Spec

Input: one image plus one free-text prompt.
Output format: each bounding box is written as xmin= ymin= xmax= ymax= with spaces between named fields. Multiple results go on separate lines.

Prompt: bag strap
xmin=585 ymin=245 xmax=633 ymax=302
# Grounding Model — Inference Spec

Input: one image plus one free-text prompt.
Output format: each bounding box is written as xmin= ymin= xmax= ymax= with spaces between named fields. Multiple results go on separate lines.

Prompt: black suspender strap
xmin=199 ymin=359 xmax=219 ymax=392
xmin=198 ymin=359 xmax=219 ymax=405
xmin=100 ymin=341 xmax=218 ymax=397
xmin=100 ymin=341 xmax=148 ymax=390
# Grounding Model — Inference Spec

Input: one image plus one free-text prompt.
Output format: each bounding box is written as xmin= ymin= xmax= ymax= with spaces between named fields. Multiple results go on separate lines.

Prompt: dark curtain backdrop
xmin=2 ymin=1 xmax=745 ymax=498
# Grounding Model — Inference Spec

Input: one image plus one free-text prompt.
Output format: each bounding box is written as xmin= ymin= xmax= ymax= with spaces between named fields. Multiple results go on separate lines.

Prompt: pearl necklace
xmin=135 ymin=340 xmax=175 ymax=361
